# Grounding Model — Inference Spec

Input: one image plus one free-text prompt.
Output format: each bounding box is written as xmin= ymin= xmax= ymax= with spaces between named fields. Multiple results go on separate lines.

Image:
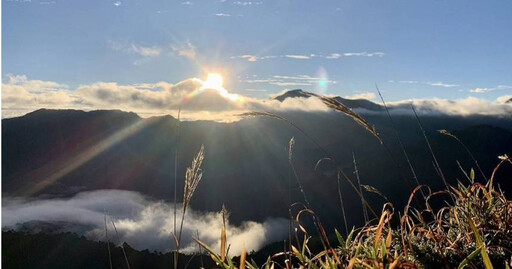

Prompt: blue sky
xmin=3 ymin=0 xmax=512 ymax=102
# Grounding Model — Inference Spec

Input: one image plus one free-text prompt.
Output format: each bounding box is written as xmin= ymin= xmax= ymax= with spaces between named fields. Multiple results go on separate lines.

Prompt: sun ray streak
xmin=20 ymin=120 xmax=149 ymax=196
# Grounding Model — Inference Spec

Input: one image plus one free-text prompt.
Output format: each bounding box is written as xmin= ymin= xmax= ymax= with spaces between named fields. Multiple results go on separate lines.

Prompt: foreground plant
xmin=174 ymin=145 xmax=205 ymax=269
xmin=196 ymin=155 xmax=512 ymax=269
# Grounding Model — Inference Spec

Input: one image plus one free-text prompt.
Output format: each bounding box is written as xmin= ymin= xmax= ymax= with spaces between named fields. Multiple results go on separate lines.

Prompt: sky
xmin=2 ymin=0 xmax=512 ymax=118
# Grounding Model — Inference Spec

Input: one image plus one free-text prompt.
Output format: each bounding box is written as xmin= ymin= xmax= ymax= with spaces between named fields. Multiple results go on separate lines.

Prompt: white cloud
xmin=345 ymin=92 xmax=376 ymax=100
xmin=181 ymin=1 xmax=192 ymax=5
xmin=343 ymin=52 xmax=386 ymax=57
xmin=230 ymin=54 xmax=258 ymax=62
xmin=470 ymin=85 xmax=512 ymax=94
xmin=387 ymin=97 xmax=512 ymax=116
xmin=284 ymin=54 xmax=311 ymax=60
xmin=109 ymin=41 xmax=161 ymax=57
xmin=3 ymin=74 xmax=510 ymax=121
xmin=232 ymin=1 xmax=262 ymax=6
xmin=391 ymin=80 xmax=460 ymax=88
xmin=130 ymin=44 xmax=161 ymax=57
xmin=2 ymin=190 xmax=288 ymax=255
xmin=171 ymin=41 xmax=197 ymax=60
xmin=230 ymin=52 xmax=386 ymax=62
xmin=497 ymin=95 xmax=512 ymax=104
xmin=396 ymin=80 xmax=419 ymax=84
xmin=270 ymin=82 xmax=312 ymax=86
xmin=242 ymin=75 xmax=336 ymax=88
xmin=325 ymin=53 xmax=341 ymax=59
xmin=427 ymin=82 xmax=459 ymax=88
xmin=215 ymin=13 xmax=231 ymax=16
xmin=470 ymin=88 xmax=492 ymax=93
xmin=1 ymin=74 xmax=329 ymax=121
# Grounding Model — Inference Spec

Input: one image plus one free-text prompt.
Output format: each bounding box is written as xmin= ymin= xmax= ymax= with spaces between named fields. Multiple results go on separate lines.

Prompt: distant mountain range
xmin=273 ymin=89 xmax=385 ymax=111
xmin=3 ymin=101 xmax=512 ymax=231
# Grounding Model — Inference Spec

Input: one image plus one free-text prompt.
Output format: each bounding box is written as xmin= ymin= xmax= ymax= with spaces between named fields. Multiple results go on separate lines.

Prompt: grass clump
xmin=196 ymin=155 xmax=511 ymax=268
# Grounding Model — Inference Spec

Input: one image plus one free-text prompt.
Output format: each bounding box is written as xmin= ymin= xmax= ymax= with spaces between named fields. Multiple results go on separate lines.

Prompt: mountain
xmin=3 ymin=109 xmax=512 ymax=231
xmin=272 ymin=89 xmax=385 ymax=111
xmin=272 ymin=89 xmax=311 ymax=101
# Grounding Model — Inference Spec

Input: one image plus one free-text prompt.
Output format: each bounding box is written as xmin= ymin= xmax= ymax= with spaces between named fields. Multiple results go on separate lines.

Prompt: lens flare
xmin=203 ymin=73 xmax=224 ymax=90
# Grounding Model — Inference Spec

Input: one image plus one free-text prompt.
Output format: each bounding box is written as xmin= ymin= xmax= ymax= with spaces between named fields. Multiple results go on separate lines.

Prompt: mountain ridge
xmin=272 ymin=89 xmax=385 ymax=111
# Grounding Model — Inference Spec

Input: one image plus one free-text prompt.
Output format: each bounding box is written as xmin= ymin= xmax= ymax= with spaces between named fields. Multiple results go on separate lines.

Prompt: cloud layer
xmin=1 ymin=74 xmax=330 ymax=120
xmin=2 ymin=190 xmax=288 ymax=255
xmin=2 ymin=74 xmax=511 ymax=120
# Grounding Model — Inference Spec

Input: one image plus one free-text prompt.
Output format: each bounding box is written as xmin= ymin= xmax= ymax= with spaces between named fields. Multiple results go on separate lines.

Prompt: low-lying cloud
xmin=2 ymin=74 xmax=511 ymax=121
xmin=2 ymin=190 xmax=289 ymax=255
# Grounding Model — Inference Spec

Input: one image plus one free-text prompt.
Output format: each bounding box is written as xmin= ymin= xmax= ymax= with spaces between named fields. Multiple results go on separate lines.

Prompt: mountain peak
xmin=272 ymin=89 xmax=310 ymax=102
xmin=272 ymin=89 xmax=384 ymax=111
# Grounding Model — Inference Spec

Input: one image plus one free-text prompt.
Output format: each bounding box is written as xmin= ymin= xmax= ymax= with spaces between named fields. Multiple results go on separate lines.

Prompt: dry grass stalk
xmin=438 ymin=129 xmax=487 ymax=181
xmin=104 ymin=210 xmax=113 ymax=269
xmin=176 ymin=145 xmax=205 ymax=269
xmin=300 ymin=90 xmax=383 ymax=144
xmin=375 ymin=84 xmax=426 ymax=200
xmin=411 ymin=105 xmax=454 ymax=203
xmin=183 ymin=145 xmax=205 ymax=212
xmin=238 ymin=110 xmax=378 ymax=219
xmin=110 ymin=216 xmax=131 ymax=269
xmin=221 ymin=204 xmax=229 ymax=262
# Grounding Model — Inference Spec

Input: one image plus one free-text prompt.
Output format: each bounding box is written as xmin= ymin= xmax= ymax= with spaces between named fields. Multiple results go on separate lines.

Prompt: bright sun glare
xmin=201 ymin=73 xmax=240 ymax=101
xmin=204 ymin=73 xmax=224 ymax=90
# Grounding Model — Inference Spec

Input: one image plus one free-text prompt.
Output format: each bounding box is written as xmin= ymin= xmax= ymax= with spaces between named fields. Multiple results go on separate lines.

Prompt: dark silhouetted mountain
xmin=272 ymin=89 xmax=311 ymax=101
xmin=272 ymin=89 xmax=384 ymax=111
xmin=3 ymin=109 xmax=512 ymax=232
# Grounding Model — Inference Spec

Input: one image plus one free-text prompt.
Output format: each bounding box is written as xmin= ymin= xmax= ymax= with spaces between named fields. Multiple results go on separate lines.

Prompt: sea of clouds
xmin=2 ymin=190 xmax=289 ymax=255
xmin=3 ymin=74 xmax=512 ymax=121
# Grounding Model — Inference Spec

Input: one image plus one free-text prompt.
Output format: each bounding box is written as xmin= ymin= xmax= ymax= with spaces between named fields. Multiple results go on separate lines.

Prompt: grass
xmin=196 ymin=155 xmax=511 ymax=268
xmin=193 ymin=92 xmax=512 ymax=268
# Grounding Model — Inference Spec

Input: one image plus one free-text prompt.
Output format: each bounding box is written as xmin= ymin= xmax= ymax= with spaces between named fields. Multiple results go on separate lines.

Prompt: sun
xmin=203 ymin=73 xmax=224 ymax=90
xmin=200 ymin=73 xmax=241 ymax=102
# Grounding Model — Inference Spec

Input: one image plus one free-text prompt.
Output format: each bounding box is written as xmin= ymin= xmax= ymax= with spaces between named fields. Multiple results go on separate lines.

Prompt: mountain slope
xmin=3 ymin=109 xmax=512 ymax=229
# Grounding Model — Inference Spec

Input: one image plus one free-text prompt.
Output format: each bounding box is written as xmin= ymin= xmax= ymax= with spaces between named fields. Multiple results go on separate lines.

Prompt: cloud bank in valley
xmin=2 ymin=190 xmax=289 ymax=255
xmin=2 ymin=74 xmax=511 ymax=121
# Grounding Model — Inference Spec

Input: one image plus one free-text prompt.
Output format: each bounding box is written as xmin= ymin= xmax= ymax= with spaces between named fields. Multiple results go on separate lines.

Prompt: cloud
xmin=497 ymin=95 xmax=512 ymax=104
xmin=470 ymin=88 xmax=492 ymax=93
xmin=427 ymin=82 xmax=459 ymax=88
xmin=470 ymin=85 xmax=512 ymax=94
xmin=244 ymin=88 xmax=267 ymax=92
xmin=325 ymin=53 xmax=341 ymax=59
xmin=243 ymin=75 xmax=336 ymax=88
xmin=231 ymin=52 xmax=386 ymax=62
xmin=3 ymin=74 xmax=511 ymax=121
xmin=1 ymin=74 xmax=330 ymax=121
xmin=172 ymin=41 xmax=197 ymax=60
xmin=232 ymin=1 xmax=262 ymax=6
xmin=343 ymin=52 xmax=386 ymax=57
xmin=181 ymin=1 xmax=192 ymax=5
xmin=130 ymin=44 xmax=161 ymax=57
xmin=386 ymin=97 xmax=512 ymax=117
xmin=2 ymin=190 xmax=288 ymax=255
xmin=391 ymin=80 xmax=459 ymax=88
xmin=284 ymin=54 xmax=311 ymax=60
xmin=230 ymin=54 xmax=258 ymax=62
xmin=345 ymin=92 xmax=376 ymax=100
xmin=109 ymin=41 xmax=161 ymax=57
xmin=215 ymin=13 xmax=231 ymax=17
